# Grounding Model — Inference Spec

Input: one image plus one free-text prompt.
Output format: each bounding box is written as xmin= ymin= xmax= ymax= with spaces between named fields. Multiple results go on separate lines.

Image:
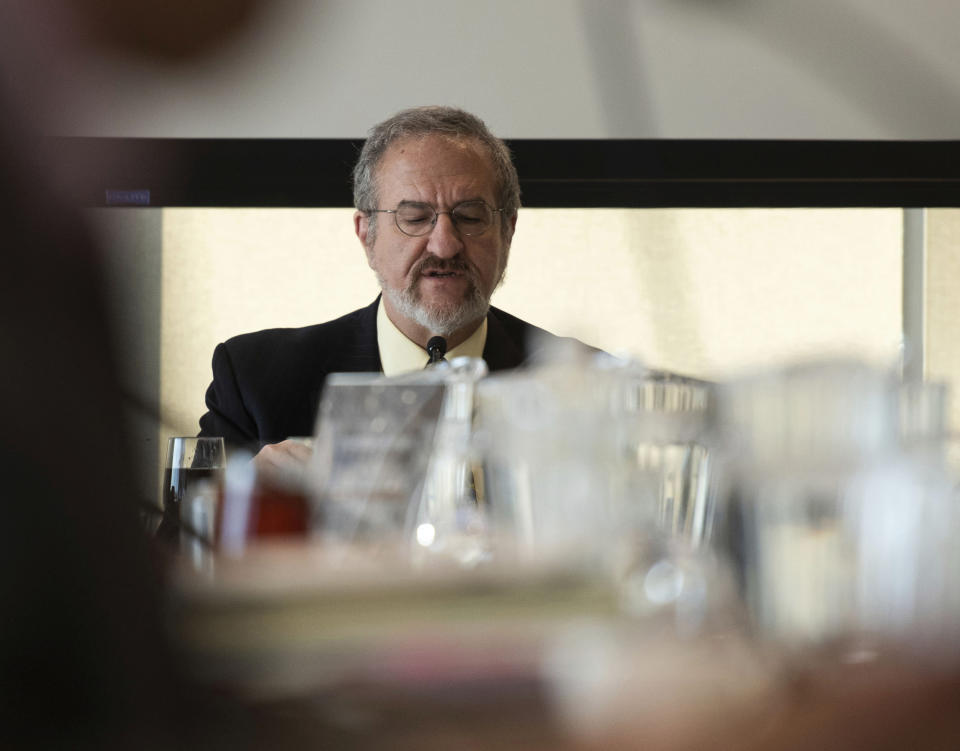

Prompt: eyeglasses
xmin=364 ymin=199 xmax=506 ymax=237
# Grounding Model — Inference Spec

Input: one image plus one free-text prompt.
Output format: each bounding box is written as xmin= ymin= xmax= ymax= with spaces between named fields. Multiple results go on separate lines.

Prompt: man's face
xmin=355 ymin=134 xmax=516 ymax=339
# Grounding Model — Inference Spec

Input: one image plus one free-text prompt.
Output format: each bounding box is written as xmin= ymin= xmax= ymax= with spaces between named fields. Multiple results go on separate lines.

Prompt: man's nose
xmin=425 ymin=213 xmax=464 ymax=259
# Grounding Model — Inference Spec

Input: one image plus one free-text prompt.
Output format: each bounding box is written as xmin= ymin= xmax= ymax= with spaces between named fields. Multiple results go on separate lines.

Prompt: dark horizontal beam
xmin=47 ymin=137 xmax=960 ymax=208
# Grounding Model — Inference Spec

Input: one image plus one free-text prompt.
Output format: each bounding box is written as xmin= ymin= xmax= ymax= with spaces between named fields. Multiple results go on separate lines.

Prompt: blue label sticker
xmin=105 ymin=189 xmax=151 ymax=206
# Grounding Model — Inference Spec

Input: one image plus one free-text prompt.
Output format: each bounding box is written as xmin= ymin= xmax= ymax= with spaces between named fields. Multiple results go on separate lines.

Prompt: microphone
xmin=426 ymin=336 xmax=447 ymax=366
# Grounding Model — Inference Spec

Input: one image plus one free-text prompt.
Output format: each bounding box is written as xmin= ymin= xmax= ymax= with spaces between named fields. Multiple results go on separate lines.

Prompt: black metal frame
xmin=49 ymin=137 xmax=960 ymax=208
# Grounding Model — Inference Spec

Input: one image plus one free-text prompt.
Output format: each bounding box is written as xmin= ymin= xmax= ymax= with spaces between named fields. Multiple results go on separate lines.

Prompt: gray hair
xmin=352 ymin=106 xmax=521 ymax=241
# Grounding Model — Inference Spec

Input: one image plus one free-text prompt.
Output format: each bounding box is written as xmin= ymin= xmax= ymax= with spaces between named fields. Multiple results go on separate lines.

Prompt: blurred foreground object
xmin=716 ymin=360 xmax=960 ymax=660
xmin=166 ymin=356 xmax=960 ymax=748
xmin=309 ymin=372 xmax=450 ymax=550
xmin=475 ymin=356 xmax=717 ymax=566
xmin=0 ymin=0 xmax=288 ymax=747
xmin=71 ymin=0 xmax=266 ymax=61
xmin=0 ymin=80 xmax=186 ymax=748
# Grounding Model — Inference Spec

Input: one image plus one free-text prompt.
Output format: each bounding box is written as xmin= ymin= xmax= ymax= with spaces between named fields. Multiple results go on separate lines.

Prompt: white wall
xmin=89 ymin=205 xmax=903 ymax=439
xmin=64 ymin=0 xmax=960 ymax=139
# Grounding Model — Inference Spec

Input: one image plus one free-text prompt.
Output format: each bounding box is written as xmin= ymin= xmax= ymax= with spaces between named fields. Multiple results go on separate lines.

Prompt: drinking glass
xmin=250 ymin=436 xmax=313 ymax=538
xmin=157 ymin=436 xmax=226 ymax=546
xmin=716 ymin=361 xmax=959 ymax=655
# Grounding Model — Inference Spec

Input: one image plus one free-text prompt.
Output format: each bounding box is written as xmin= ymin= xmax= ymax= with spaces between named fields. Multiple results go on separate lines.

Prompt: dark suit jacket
xmin=198 ymin=297 xmax=574 ymax=448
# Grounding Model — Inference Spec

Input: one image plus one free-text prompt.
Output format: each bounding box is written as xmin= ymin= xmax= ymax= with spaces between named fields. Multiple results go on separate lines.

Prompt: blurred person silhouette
xmin=0 ymin=1 xmax=302 ymax=748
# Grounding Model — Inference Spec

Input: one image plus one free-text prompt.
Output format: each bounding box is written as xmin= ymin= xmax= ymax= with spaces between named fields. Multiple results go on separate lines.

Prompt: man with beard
xmin=198 ymin=106 xmax=584 ymax=459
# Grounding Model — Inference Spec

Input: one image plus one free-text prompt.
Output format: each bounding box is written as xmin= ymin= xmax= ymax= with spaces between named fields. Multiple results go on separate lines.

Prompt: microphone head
xmin=426 ymin=336 xmax=447 ymax=359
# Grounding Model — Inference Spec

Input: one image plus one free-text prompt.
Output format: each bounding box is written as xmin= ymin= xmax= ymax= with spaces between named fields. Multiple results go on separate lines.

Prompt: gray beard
xmin=381 ymin=277 xmax=491 ymax=338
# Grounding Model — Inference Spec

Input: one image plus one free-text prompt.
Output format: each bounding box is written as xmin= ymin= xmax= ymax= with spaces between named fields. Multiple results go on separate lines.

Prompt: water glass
xmin=157 ymin=436 xmax=225 ymax=547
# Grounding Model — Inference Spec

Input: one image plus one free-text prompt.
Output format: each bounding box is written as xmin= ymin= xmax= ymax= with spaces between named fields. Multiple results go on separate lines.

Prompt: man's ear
xmin=354 ymin=211 xmax=375 ymax=266
xmin=506 ymin=210 xmax=518 ymax=244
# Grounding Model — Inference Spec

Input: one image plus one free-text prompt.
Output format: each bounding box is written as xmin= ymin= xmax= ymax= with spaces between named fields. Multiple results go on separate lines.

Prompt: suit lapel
xmin=483 ymin=307 xmax=527 ymax=372
xmin=305 ymin=298 xmax=382 ymax=427
xmin=334 ymin=296 xmax=383 ymax=373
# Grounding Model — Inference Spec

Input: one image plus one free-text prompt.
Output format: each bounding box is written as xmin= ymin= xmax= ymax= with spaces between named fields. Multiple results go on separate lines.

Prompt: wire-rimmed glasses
xmin=364 ymin=199 xmax=506 ymax=237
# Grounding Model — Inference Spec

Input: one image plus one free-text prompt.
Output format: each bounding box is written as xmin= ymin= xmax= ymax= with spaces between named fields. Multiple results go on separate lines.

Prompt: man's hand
xmin=252 ymin=438 xmax=313 ymax=479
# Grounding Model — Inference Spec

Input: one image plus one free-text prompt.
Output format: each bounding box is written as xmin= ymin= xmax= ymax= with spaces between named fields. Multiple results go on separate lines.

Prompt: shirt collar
xmin=376 ymin=298 xmax=487 ymax=376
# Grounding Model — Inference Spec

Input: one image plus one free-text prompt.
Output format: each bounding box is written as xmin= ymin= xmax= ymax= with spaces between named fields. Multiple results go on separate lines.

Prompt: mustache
xmin=415 ymin=255 xmax=477 ymax=278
